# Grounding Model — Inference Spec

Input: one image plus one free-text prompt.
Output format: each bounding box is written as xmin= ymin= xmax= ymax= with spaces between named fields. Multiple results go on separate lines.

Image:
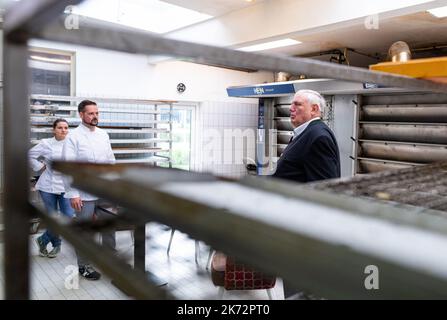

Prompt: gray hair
xmin=296 ymin=89 xmax=326 ymax=114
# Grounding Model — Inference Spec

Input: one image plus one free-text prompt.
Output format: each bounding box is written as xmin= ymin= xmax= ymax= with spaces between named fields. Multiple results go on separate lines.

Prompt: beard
xmin=85 ymin=118 xmax=98 ymax=126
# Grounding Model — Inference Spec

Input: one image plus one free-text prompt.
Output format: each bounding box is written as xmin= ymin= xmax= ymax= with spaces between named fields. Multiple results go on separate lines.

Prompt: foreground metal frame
xmin=51 ymin=162 xmax=447 ymax=299
xmin=30 ymin=203 xmax=170 ymax=299
xmin=3 ymin=0 xmax=447 ymax=299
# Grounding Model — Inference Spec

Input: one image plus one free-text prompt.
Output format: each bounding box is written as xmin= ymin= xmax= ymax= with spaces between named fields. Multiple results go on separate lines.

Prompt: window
xmin=29 ymin=48 xmax=75 ymax=96
xmin=158 ymin=105 xmax=196 ymax=171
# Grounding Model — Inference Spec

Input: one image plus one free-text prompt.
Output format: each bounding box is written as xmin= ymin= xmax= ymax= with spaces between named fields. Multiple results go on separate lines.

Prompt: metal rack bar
xmin=5 ymin=0 xmax=447 ymax=300
xmin=30 ymin=203 xmax=170 ymax=299
xmin=30 ymin=105 xmax=171 ymax=114
xmin=112 ymin=148 xmax=168 ymax=155
xmin=169 ymin=104 xmax=173 ymax=168
xmin=51 ymin=162 xmax=447 ymax=299
xmin=356 ymin=157 xmax=423 ymax=166
xmin=109 ymin=138 xmax=172 ymax=144
xmin=358 ymin=121 xmax=447 ymax=125
xmin=3 ymin=41 xmax=31 ymax=300
xmin=241 ymin=170 xmax=447 ymax=233
xmin=102 ymin=128 xmax=169 ymax=134
xmin=358 ymin=140 xmax=447 ymax=163
xmin=31 ymin=127 xmax=169 ymax=134
xmin=30 ymin=94 xmax=177 ymax=105
xmin=153 ymin=103 xmax=159 ymax=167
xmin=30 ymin=117 xmax=170 ymax=125
xmin=358 ymin=139 xmax=447 ymax=148
xmin=310 ymin=161 xmax=447 ymax=212
xmin=3 ymin=0 xmax=83 ymax=42
xmin=115 ymin=157 xmax=170 ymax=164
xmin=34 ymin=17 xmax=447 ymax=93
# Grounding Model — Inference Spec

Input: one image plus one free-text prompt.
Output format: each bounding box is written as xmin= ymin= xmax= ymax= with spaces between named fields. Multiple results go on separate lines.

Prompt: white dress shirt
xmin=292 ymin=117 xmax=321 ymax=140
xmin=28 ymin=137 xmax=66 ymax=194
xmin=62 ymin=123 xmax=115 ymax=200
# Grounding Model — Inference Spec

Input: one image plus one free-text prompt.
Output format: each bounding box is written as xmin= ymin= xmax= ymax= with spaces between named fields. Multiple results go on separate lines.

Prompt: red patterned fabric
xmin=224 ymin=256 xmax=276 ymax=290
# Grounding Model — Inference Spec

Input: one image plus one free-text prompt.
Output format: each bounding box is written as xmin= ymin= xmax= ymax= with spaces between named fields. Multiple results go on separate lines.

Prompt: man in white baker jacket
xmin=62 ymin=99 xmax=116 ymax=281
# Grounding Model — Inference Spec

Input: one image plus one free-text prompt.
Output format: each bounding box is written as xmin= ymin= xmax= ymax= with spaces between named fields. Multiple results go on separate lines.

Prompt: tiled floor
xmin=0 ymin=223 xmax=284 ymax=300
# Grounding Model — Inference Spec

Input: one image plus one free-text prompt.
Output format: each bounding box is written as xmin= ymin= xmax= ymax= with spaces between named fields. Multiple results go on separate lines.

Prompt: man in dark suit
xmin=274 ymin=89 xmax=340 ymax=183
xmin=273 ymin=89 xmax=340 ymax=299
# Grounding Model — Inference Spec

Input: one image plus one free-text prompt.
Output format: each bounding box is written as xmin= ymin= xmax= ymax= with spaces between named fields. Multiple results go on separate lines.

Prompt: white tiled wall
xmin=195 ymin=101 xmax=258 ymax=179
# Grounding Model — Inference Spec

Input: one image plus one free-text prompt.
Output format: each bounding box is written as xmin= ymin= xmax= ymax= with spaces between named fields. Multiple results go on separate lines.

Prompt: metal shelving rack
xmin=4 ymin=0 xmax=447 ymax=300
xmin=150 ymin=102 xmax=173 ymax=168
xmin=355 ymin=93 xmax=447 ymax=174
xmin=29 ymin=95 xmax=174 ymax=165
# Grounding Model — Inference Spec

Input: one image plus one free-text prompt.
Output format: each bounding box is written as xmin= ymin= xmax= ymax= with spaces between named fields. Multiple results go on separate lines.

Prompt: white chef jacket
xmin=28 ymin=137 xmax=66 ymax=194
xmin=62 ymin=123 xmax=115 ymax=200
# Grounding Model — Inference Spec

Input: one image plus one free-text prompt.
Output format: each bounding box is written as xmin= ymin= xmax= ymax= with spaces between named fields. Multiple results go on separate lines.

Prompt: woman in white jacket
xmin=29 ymin=118 xmax=74 ymax=258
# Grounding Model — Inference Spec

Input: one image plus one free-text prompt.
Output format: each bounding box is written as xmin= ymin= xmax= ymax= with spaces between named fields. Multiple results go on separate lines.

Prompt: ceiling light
xmin=69 ymin=0 xmax=213 ymax=34
xmin=238 ymin=38 xmax=302 ymax=52
xmin=427 ymin=6 xmax=447 ymax=18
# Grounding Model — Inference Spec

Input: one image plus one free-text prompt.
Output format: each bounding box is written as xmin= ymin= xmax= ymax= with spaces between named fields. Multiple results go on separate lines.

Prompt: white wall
xmin=194 ymin=101 xmax=258 ymax=178
xmin=30 ymin=39 xmax=155 ymax=98
xmin=29 ymin=40 xmax=273 ymax=102
xmin=147 ymin=60 xmax=273 ymax=102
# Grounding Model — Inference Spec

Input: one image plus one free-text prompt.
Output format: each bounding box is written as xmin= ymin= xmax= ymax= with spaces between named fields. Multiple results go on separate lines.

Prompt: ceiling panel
xmin=263 ymin=12 xmax=447 ymax=60
xmin=162 ymin=0 xmax=265 ymax=16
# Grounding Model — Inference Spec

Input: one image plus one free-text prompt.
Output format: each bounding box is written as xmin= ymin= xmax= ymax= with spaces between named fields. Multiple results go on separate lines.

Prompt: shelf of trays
xmin=29 ymin=95 xmax=174 ymax=165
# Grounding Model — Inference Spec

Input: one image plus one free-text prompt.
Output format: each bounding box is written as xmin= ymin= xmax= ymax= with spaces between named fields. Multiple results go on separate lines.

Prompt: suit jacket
xmin=273 ymin=119 xmax=340 ymax=183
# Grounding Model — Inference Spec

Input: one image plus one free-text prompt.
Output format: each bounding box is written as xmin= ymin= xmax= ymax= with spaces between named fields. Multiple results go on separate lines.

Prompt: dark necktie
xmin=288 ymin=136 xmax=294 ymax=144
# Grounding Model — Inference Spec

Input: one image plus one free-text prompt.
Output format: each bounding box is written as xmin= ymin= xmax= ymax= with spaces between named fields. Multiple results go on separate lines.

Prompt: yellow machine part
xmin=370 ymin=56 xmax=447 ymax=83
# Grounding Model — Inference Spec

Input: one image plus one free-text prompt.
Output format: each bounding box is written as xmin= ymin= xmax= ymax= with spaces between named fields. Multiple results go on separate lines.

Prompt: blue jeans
xmin=74 ymin=200 xmax=116 ymax=267
xmin=39 ymin=191 xmax=74 ymax=247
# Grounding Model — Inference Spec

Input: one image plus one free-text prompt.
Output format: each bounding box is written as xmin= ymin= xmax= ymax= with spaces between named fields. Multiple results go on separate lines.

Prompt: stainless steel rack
xmin=4 ymin=0 xmax=447 ymax=300
xmin=356 ymin=93 xmax=447 ymax=173
xmin=310 ymin=161 xmax=447 ymax=213
xmin=29 ymin=94 xmax=174 ymax=166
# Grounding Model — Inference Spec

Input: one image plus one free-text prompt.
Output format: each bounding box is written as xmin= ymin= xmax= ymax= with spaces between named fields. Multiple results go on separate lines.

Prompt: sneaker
xmin=35 ymin=236 xmax=48 ymax=257
xmin=47 ymin=246 xmax=61 ymax=258
xmin=79 ymin=265 xmax=101 ymax=281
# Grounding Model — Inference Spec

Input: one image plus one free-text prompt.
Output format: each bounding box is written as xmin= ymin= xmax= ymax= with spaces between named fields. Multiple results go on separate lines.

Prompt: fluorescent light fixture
xmin=69 ymin=0 xmax=213 ymax=34
xmin=427 ymin=6 xmax=447 ymax=18
xmin=238 ymin=38 xmax=302 ymax=52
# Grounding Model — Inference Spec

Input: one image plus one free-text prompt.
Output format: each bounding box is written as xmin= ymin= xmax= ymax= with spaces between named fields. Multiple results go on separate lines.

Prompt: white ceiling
xmin=249 ymin=11 xmax=447 ymax=61
xmin=158 ymin=0 xmax=447 ymax=66
xmin=4 ymin=0 xmax=444 ymax=68
xmin=162 ymin=0 xmax=265 ymax=17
